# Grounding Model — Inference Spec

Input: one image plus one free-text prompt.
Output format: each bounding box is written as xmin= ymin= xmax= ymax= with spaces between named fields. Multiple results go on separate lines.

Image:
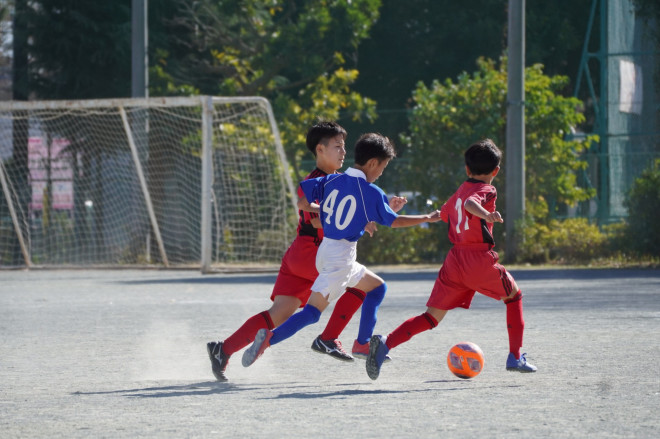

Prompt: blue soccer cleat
xmin=506 ymin=352 xmax=537 ymax=372
xmin=366 ymin=335 xmax=390 ymax=380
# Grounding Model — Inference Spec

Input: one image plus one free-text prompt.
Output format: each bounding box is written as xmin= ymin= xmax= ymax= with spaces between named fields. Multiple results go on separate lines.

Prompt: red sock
xmin=320 ymin=288 xmax=366 ymax=340
xmin=505 ymin=292 xmax=525 ymax=359
xmin=222 ymin=311 xmax=274 ymax=356
xmin=386 ymin=312 xmax=438 ymax=350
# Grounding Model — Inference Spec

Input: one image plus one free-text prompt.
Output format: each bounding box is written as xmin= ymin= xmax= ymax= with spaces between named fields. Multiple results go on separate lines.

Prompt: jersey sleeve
xmin=299 ymin=177 xmax=324 ymax=204
xmin=366 ymin=184 xmax=398 ymax=227
xmin=439 ymin=198 xmax=453 ymax=223
xmin=297 ymin=184 xmax=319 ymax=223
xmin=467 ymin=185 xmax=497 ymax=211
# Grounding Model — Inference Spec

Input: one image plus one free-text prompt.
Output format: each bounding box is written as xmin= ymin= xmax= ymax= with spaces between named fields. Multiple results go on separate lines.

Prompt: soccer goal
xmin=0 ymin=96 xmax=297 ymax=272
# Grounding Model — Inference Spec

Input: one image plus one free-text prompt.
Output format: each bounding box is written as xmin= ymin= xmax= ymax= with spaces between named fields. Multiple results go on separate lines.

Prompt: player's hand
xmin=364 ymin=221 xmax=378 ymax=237
xmin=427 ymin=209 xmax=443 ymax=222
xmin=389 ymin=196 xmax=408 ymax=213
xmin=485 ymin=211 xmax=503 ymax=223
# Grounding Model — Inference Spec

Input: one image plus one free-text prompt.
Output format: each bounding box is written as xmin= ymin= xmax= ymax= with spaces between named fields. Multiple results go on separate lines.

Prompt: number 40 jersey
xmin=299 ymin=167 xmax=398 ymax=242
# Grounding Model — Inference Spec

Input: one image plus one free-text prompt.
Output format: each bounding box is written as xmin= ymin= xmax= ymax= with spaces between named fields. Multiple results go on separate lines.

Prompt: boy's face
xmin=316 ymin=134 xmax=346 ymax=173
xmin=365 ymin=158 xmax=390 ymax=183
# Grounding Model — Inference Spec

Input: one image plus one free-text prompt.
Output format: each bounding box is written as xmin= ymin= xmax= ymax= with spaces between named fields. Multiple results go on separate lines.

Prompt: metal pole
xmin=505 ymin=0 xmax=525 ymax=262
xmin=200 ymin=97 xmax=214 ymax=273
xmin=119 ymin=106 xmax=169 ymax=267
xmin=131 ymin=0 xmax=148 ymax=98
xmin=598 ymin=0 xmax=609 ymax=223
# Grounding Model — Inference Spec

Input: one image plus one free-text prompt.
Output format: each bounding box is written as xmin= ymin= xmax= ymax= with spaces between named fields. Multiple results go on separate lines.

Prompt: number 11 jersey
xmin=440 ymin=178 xmax=497 ymax=247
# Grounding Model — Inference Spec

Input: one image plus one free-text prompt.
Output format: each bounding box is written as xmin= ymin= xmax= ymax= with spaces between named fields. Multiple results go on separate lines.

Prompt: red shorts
xmin=270 ymin=235 xmax=319 ymax=307
xmin=427 ymin=244 xmax=517 ymax=310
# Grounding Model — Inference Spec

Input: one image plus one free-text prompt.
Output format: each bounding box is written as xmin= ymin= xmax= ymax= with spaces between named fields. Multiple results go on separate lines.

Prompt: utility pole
xmin=131 ymin=0 xmax=153 ymax=261
xmin=505 ymin=0 xmax=525 ymax=262
xmin=131 ymin=0 xmax=148 ymax=98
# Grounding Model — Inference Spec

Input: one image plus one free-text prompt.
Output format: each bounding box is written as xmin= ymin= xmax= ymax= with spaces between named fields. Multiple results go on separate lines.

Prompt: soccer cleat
xmin=311 ymin=335 xmax=354 ymax=362
xmin=207 ymin=341 xmax=230 ymax=381
xmin=242 ymin=328 xmax=273 ymax=367
xmin=366 ymin=335 xmax=390 ymax=380
xmin=506 ymin=352 xmax=537 ymax=372
xmin=351 ymin=339 xmax=391 ymax=362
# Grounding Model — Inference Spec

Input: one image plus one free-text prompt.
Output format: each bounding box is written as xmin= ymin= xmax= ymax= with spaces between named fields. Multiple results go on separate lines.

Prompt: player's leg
xmin=308 ymin=239 xmax=367 ymax=361
xmin=208 ymin=248 xmax=314 ymax=379
xmin=469 ymin=253 xmax=536 ymax=373
xmin=242 ymin=292 xmax=329 ymax=367
xmin=207 ymin=309 xmax=275 ymax=381
xmin=222 ymin=295 xmax=300 ymax=356
xmin=273 ymin=292 xmax=329 ymax=344
xmin=350 ymin=270 xmax=392 ymax=360
xmin=366 ymin=307 xmax=447 ymax=380
xmin=312 ymin=287 xmax=366 ymax=361
xmin=207 ymin=295 xmax=300 ymax=381
xmin=503 ymin=285 xmax=536 ymax=372
xmin=366 ymin=253 xmax=469 ymax=380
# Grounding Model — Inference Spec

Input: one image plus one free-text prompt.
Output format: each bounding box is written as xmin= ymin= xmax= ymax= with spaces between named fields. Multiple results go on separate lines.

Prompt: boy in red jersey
xmin=207 ymin=122 xmax=388 ymax=381
xmin=366 ymin=139 xmax=537 ymax=380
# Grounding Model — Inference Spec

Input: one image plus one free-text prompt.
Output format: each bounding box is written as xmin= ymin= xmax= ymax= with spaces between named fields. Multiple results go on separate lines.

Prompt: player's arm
xmin=390 ymin=210 xmax=442 ymax=228
xmin=364 ymin=194 xmax=406 ymax=236
xmin=297 ymin=195 xmax=320 ymax=214
xmin=464 ymin=198 xmax=503 ymax=223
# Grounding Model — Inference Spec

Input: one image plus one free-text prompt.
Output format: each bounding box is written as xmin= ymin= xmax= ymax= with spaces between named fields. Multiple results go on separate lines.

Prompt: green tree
xmin=26 ymin=1 xmax=131 ymax=99
xmin=623 ymin=159 xmax=660 ymax=256
xmin=349 ymin=0 xmax=594 ymax=139
xmin=403 ymin=57 xmax=595 ymax=224
xmin=155 ymin=0 xmax=380 ymax=179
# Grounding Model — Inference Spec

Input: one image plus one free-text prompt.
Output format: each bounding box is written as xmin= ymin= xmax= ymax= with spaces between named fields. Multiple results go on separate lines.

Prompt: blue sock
xmin=270 ymin=304 xmax=321 ymax=345
xmin=357 ymin=283 xmax=387 ymax=345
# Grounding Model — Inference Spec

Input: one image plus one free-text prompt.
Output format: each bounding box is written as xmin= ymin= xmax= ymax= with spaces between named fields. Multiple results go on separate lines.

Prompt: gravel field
xmin=1 ymin=267 xmax=659 ymax=438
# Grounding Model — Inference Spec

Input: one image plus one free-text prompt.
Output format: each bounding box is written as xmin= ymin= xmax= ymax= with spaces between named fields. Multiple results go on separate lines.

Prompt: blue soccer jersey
xmin=299 ymin=167 xmax=398 ymax=242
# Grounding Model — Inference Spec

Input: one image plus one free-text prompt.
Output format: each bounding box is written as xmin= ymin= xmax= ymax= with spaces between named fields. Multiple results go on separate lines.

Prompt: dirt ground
xmin=1 ymin=267 xmax=659 ymax=438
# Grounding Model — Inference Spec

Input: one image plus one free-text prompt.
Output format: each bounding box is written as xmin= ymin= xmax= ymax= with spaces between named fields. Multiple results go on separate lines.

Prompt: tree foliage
xmin=623 ymin=159 xmax=660 ymax=256
xmin=402 ymin=57 xmax=596 ymax=221
xmin=350 ymin=0 xmax=594 ymax=138
xmin=25 ymin=1 xmax=132 ymax=99
xmin=154 ymin=0 xmax=380 ymax=178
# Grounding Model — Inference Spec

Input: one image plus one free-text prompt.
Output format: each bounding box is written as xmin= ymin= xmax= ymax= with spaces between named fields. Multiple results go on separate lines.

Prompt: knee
xmin=365 ymin=282 xmax=387 ymax=304
xmin=504 ymin=290 xmax=523 ymax=304
xmin=303 ymin=304 xmax=322 ymax=323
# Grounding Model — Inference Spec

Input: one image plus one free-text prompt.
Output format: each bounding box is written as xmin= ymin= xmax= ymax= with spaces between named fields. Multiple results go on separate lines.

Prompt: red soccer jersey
xmin=296 ymin=168 xmax=326 ymax=243
xmin=440 ymin=178 xmax=497 ymax=246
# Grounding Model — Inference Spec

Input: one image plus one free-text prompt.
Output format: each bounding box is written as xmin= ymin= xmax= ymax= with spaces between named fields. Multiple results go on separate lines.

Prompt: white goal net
xmin=0 ymin=96 xmax=296 ymax=272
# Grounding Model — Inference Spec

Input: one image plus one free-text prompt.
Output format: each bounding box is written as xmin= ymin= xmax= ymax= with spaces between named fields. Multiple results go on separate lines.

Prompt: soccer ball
xmin=447 ymin=342 xmax=485 ymax=379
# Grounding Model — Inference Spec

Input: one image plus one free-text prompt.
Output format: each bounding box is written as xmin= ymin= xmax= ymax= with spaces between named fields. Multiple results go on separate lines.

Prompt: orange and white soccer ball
xmin=447 ymin=342 xmax=485 ymax=379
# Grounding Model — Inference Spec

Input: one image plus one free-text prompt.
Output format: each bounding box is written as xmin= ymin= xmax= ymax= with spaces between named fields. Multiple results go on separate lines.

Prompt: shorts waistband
xmin=452 ymin=243 xmax=494 ymax=251
xmin=321 ymin=237 xmax=356 ymax=246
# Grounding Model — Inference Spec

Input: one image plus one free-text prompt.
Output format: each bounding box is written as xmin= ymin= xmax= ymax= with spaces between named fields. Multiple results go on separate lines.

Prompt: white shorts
xmin=311 ymin=238 xmax=366 ymax=302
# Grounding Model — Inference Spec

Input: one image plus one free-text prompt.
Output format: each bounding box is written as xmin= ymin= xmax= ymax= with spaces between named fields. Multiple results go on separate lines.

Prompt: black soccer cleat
xmin=311 ymin=335 xmax=354 ymax=362
xmin=207 ymin=341 xmax=230 ymax=381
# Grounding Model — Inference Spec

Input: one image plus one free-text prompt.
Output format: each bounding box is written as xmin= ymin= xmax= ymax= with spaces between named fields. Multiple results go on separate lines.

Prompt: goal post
xmin=0 ymin=96 xmax=297 ymax=271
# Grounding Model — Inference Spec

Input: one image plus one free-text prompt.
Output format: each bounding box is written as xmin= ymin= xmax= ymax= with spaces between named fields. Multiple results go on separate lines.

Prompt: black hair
xmin=353 ymin=133 xmax=396 ymax=165
xmin=305 ymin=121 xmax=347 ymax=156
xmin=464 ymin=138 xmax=502 ymax=175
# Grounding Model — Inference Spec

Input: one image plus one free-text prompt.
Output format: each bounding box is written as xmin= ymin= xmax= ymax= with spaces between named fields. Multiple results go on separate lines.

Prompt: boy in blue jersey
xmin=241 ymin=133 xmax=443 ymax=368
xmin=207 ymin=121 xmax=381 ymax=381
